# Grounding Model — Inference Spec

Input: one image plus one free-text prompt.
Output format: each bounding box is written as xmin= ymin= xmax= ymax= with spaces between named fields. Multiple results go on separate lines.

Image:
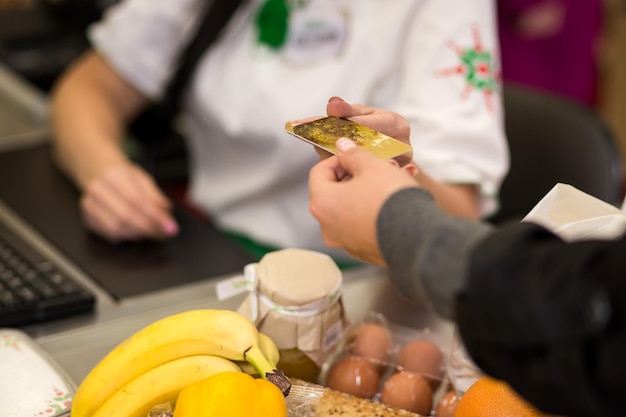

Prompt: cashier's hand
xmin=309 ymin=138 xmax=419 ymax=266
xmin=316 ymin=96 xmax=413 ymax=166
xmin=80 ymin=162 xmax=179 ymax=243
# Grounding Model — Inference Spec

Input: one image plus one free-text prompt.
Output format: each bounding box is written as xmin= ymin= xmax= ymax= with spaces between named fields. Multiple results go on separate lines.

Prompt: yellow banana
xmin=92 ymin=355 xmax=241 ymax=417
xmin=71 ymin=309 xmax=289 ymax=417
xmin=237 ymin=332 xmax=280 ymax=376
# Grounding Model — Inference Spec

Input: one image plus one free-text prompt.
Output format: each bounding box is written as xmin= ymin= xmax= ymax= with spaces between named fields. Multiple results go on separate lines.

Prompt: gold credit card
xmin=285 ymin=116 xmax=412 ymax=160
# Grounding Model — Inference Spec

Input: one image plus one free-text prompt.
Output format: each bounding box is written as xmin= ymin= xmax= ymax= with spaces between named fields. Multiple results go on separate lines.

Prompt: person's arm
xmin=49 ymin=51 xmax=178 ymax=242
xmin=50 ymin=51 xmax=145 ymax=188
xmin=457 ymin=223 xmax=625 ymax=417
xmin=377 ymin=188 xmax=492 ymax=319
xmin=378 ymin=185 xmax=625 ymax=416
xmin=308 ymin=135 xmax=493 ymax=319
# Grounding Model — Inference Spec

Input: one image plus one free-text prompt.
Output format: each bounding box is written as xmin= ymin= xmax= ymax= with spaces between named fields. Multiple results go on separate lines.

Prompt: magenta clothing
xmin=498 ymin=0 xmax=603 ymax=106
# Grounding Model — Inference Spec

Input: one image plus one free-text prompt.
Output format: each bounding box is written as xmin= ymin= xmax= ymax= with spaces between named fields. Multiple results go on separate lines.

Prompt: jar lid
xmin=257 ymin=248 xmax=342 ymax=306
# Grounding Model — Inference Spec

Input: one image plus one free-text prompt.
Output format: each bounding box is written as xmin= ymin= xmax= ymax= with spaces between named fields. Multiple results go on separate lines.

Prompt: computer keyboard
xmin=0 ymin=235 xmax=96 ymax=327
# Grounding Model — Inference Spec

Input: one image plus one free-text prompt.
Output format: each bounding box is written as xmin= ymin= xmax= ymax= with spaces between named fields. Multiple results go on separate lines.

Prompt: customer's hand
xmin=80 ymin=162 xmax=179 ymax=243
xmin=314 ymin=97 xmax=413 ymax=166
xmin=309 ymin=138 xmax=418 ymax=266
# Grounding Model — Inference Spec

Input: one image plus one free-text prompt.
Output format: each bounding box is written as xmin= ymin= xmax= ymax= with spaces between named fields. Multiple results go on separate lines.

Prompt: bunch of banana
xmin=71 ymin=309 xmax=290 ymax=417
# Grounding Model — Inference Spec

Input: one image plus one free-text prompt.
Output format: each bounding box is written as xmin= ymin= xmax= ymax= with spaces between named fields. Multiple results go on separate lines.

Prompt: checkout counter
xmin=0 ymin=63 xmax=455 ymax=388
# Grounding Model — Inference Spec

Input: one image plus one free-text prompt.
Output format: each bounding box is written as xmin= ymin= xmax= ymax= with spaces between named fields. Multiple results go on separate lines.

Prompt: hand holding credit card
xmin=285 ymin=116 xmax=413 ymax=160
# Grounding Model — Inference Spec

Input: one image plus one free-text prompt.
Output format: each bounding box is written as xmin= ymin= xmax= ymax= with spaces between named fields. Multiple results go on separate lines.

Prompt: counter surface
xmin=31 ymin=264 xmax=454 ymax=386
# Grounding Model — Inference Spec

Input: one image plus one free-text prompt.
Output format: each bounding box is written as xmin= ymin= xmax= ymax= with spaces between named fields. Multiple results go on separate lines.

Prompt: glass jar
xmin=237 ymin=248 xmax=347 ymax=383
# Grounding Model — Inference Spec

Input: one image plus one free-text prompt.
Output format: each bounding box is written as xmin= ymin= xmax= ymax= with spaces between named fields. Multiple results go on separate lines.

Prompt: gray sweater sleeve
xmin=377 ymin=188 xmax=493 ymax=319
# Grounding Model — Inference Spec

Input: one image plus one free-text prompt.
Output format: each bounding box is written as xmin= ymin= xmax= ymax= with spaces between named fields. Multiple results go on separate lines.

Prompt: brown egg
xmin=347 ymin=323 xmax=393 ymax=367
xmin=326 ymin=355 xmax=380 ymax=399
xmin=396 ymin=339 xmax=445 ymax=390
xmin=380 ymin=370 xmax=433 ymax=415
xmin=435 ymin=390 xmax=459 ymax=417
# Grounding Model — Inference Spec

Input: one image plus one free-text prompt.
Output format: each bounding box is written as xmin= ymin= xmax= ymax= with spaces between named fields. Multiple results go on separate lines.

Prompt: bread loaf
xmin=287 ymin=379 xmax=424 ymax=417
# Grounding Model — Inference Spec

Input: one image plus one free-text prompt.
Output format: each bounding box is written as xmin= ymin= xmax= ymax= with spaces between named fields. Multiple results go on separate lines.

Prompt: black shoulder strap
xmin=128 ymin=0 xmax=244 ymax=182
xmin=161 ymin=0 xmax=245 ymax=117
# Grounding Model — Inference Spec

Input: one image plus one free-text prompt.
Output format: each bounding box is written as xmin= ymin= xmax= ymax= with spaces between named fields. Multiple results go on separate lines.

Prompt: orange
xmin=454 ymin=376 xmax=547 ymax=417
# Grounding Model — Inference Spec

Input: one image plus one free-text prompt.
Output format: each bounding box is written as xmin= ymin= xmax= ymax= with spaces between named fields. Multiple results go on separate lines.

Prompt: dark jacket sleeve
xmin=377 ymin=188 xmax=493 ymax=319
xmin=456 ymin=222 xmax=626 ymax=417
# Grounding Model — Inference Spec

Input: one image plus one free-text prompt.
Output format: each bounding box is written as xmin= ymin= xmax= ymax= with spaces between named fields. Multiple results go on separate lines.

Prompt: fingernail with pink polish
xmin=328 ymin=96 xmax=345 ymax=103
xmin=336 ymin=137 xmax=357 ymax=152
xmin=162 ymin=219 xmax=179 ymax=236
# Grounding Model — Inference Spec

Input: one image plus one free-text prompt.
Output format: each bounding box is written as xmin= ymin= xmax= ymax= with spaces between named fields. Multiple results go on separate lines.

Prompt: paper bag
xmin=522 ymin=183 xmax=626 ymax=241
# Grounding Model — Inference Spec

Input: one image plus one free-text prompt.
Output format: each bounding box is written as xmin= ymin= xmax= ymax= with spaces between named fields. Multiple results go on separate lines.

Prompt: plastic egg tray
xmin=318 ymin=311 xmax=470 ymax=416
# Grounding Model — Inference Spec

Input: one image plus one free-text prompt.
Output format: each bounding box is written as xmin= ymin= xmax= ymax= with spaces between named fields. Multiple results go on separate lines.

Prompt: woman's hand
xmin=80 ymin=162 xmax=179 ymax=243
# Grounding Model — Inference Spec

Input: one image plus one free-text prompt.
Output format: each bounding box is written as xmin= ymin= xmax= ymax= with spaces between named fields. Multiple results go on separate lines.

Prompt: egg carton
xmin=317 ymin=311 xmax=469 ymax=416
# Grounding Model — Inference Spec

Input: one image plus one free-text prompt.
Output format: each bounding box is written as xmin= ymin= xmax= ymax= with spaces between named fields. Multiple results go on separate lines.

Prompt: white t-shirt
xmin=90 ymin=0 xmax=509 ymax=260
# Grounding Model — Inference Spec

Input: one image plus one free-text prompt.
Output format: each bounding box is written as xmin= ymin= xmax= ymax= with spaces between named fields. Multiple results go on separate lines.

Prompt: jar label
xmin=323 ymin=319 xmax=343 ymax=352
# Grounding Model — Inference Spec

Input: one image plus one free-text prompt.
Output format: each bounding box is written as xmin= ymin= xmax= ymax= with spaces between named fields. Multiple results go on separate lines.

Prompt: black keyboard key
xmin=15 ymin=285 xmax=38 ymax=302
xmin=27 ymin=277 xmax=58 ymax=298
